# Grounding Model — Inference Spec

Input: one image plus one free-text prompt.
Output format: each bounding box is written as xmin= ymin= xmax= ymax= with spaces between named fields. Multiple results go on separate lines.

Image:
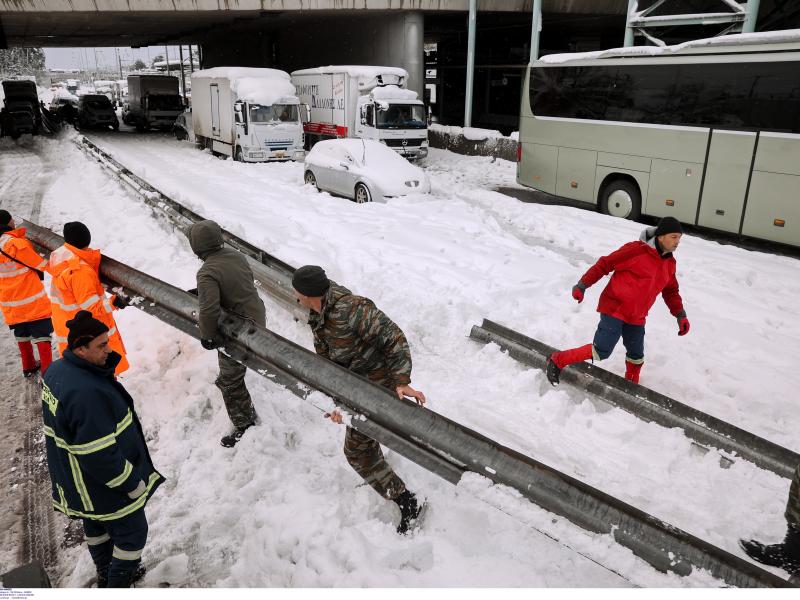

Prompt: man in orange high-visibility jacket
xmin=0 ymin=210 xmax=54 ymax=377
xmin=48 ymin=222 xmax=130 ymax=375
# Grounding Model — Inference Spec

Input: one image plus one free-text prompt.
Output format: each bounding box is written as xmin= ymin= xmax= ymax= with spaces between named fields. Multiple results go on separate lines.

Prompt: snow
xmin=538 ymin=28 xmax=800 ymax=64
xmin=292 ymin=65 xmax=407 ymax=79
xmin=191 ymin=67 xmax=297 ymax=105
xmin=370 ymin=85 xmax=419 ymax=102
xmin=8 ymin=131 xmax=799 ymax=587
xmin=430 ymin=123 xmax=506 ymax=141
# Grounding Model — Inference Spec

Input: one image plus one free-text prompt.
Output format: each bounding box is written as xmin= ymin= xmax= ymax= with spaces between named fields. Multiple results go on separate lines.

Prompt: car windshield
xmin=376 ymin=104 xmax=426 ymax=129
xmin=86 ymin=98 xmax=112 ymax=109
xmin=249 ymin=104 xmax=299 ymax=123
xmin=147 ymin=95 xmax=183 ymax=111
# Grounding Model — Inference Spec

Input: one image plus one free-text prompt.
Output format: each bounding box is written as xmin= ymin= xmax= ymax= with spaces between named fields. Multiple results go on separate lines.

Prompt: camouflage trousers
xmin=343 ymin=426 xmax=406 ymax=501
xmin=786 ymin=463 xmax=800 ymax=527
xmin=215 ymin=352 xmax=258 ymax=429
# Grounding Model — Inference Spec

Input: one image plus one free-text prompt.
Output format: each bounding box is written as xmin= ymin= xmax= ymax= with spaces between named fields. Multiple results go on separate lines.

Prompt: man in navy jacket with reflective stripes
xmin=42 ymin=310 xmax=163 ymax=587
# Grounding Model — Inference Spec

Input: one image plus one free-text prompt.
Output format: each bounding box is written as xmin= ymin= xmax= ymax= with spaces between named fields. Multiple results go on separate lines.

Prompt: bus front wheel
xmin=600 ymin=179 xmax=641 ymax=221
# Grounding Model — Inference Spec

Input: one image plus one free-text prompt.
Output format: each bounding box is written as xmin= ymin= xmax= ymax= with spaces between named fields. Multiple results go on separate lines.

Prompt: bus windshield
xmin=376 ymin=104 xmax=426 ymax=129
xmin=249 ymin=104 xmax=299 ymax=123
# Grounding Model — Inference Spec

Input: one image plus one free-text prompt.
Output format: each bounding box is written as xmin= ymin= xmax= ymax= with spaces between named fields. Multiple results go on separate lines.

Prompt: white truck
xmin=122 ymin=74 xmax=184 ymax=131
xmin=291 ymin=66 xmax=428 ymax=160
xmin=191 ymin=67 xmax=305 ymax=163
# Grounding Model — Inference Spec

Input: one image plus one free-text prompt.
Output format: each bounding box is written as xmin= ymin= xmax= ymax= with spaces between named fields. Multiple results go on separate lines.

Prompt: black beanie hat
xmin=63 ymin=221 xmax=91 ymax=249
xmin=654 ymin=216 xmax=683 ymax=237
xmin=67 ymin=310 xmax=109 ymax=349
xmin=292 ymin=265 xmax=330 ymax=297
xmin=0 ymin=210 xmax=11 ymax=227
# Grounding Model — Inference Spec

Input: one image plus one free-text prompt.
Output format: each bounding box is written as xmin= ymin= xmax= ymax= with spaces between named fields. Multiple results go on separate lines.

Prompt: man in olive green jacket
xmin=292 ymin=265 xmax=427 ymax=534
xmin=189 ymin=220 xmax=266 ymax=447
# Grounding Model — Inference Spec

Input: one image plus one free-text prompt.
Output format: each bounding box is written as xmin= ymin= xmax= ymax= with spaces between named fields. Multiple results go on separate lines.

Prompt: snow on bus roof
xmin=191 ymin=67 xmax=296 ymax=105
xmin=290 ymin=65 xmax=408 ymax=79
xmin=538 ymin=28 xmax=800 ymax=64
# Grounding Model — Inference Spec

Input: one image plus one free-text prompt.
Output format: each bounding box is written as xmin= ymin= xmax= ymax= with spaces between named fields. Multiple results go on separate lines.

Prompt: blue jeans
xmin=592 ymin=313 xmax=645 ymax=363
xmin=83 ymin=508 xmax=148 ymax=587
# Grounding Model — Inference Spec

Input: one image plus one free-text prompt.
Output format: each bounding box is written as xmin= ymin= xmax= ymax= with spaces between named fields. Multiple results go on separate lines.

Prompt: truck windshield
xmin=147 ymin=95 xmax=183 ymax=111
xmin=249 ymin=104 xmax=299 ymax=123
xmin=376 ymin=104 xmax=426 ymax=129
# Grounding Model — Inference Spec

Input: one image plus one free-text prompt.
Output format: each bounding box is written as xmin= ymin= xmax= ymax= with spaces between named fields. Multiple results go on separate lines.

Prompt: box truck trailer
xmin=191 ymin=67 xmax=304 ymax=162
xmin=122 ymin=74 xmax=184 ymax=132
xmin=291 ymin=66 xmax=428 ymax=160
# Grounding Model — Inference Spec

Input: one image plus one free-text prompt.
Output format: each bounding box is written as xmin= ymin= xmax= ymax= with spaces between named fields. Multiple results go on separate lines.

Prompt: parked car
xmin=172 ymin=108 xmax=194 ymax=142
xmin=303 ymin=138 xmax=430 ymax=203
xmin=76 ymin=94 xmax=119 ymax=130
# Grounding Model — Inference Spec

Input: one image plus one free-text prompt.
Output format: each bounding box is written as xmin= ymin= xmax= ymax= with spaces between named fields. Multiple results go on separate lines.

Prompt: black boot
xmin=545 ymin=355 xmax=562 ymax=386
xmin=394 ymin=490 xmax=425 ymax=535
xmin=220 ymin=422 xmax=255 ymax=448
xmin=740 ymin=525 xmax=800 ymax=574
xmin=96 ymin=570 xmax=108 ymax=588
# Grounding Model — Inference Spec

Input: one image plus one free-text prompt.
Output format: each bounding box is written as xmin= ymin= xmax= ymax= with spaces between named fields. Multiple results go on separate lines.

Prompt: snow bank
xmin=192 ymin=67 xmax=297 ymax=105
xmin=430 ymin=123 xmax=506 ymax=141
xmin=539 ymin=28 xmax=800 ymax=64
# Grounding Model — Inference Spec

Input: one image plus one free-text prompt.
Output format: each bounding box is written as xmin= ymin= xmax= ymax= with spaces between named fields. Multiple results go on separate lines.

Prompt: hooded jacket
xmin=42 ymin=350 xmax=163 ymax=521
xmin=0 ymin=227 xmax=51 ymax=326
xmin=48 ymin=243 xmax=129 ymax=374
xmin=579 ymin=227 xmax=685 ymax=326
xmin=189 ymin=220 xmax=266 ymax=340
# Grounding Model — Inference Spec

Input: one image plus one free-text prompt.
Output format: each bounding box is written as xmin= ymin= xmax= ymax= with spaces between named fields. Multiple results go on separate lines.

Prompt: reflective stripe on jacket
xmin=0 ymin=228 xmax=51 ymax=326
xmin=42 ymin=350 xmax=163 ymax=521
xmin=48 ymin=244 xmax=129 ymax=374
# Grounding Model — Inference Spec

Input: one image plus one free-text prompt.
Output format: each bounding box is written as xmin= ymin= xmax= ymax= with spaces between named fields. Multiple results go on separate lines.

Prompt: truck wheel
xmin=112 ymin=121 xmax=119 ymax=131
xmin=135 ymin=121 xmax=145 ymax=133
xmin=354 ymin=183 xmax=372 ymax=204
xmin=600 ymin=179 xmax=641 ymax=220
xmin=304 ymin=170 xmax=318 ymax=190
xmin=234 ymin=147 xmax=244 ymax=162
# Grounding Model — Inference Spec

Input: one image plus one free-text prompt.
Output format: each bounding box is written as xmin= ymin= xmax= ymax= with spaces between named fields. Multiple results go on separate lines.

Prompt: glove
xmin=186 ymin=288 xmax=198 ymax=296
xmin=112 ymin=295 xmax=129 ymax=309
xmin=572 ymin=282 xmax=586 ymax=304
xmin=200 ymin=338 xmax=217 ymax=350
xmin=678 ymin=317 xmax=690 ymax=336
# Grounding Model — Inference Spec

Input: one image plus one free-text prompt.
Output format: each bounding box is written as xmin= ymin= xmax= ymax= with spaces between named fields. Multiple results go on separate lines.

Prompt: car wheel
xmin=304 ymin=170 xmax=318 ymax=189
xmin=600 ymin=179 xmax=641 ymax=220
xmin=234 ymin=147 xmax=244 ymax=162
xmin=354 ymin=182 xmax=372 ymax=204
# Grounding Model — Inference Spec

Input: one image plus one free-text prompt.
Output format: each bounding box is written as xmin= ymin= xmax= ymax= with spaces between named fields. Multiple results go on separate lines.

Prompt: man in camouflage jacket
xmin=292 ymin=265 xmax=426 ymax=534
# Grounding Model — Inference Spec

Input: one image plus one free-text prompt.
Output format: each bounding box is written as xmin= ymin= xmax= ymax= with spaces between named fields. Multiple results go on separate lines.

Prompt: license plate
xmin=275 ymin=151 xmax=285 ymax=158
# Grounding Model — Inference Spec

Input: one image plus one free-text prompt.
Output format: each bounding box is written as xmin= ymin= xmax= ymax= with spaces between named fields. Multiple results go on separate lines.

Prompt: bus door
xmin=697 ymin=129 xmax=757 ymax=234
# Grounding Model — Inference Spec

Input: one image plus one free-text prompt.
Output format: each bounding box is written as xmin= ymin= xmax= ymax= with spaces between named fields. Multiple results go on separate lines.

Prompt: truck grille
xmin=384 ymin=138 xmax=425 ymax=148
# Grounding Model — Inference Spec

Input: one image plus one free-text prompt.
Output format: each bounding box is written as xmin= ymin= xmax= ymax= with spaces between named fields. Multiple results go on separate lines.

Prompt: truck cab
xmin=232 ymin=98 xmax=305 ymax=162
xmin=356 ymin=96 xmax=428 ymax=159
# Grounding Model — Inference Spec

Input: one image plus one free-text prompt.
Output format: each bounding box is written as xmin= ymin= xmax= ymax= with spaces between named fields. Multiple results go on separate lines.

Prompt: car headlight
xmin=404 ymin=180 xmax=420 ymax=188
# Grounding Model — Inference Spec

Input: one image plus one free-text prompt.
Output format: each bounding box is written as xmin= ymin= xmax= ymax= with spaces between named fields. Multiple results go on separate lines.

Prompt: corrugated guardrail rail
xmin=470 ymin=319 xmax=800 ymax=480
xmin=59 ymin=138 xmax=796 ymax=587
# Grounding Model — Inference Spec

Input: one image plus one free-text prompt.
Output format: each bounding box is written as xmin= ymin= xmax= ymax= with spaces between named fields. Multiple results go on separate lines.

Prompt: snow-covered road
xmin=5 ymin=129 xmax=798 ymax=586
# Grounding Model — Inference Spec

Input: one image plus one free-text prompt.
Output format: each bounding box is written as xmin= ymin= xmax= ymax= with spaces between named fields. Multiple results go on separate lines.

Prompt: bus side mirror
xmin=360 ymin=106 xmax=366 ymax=125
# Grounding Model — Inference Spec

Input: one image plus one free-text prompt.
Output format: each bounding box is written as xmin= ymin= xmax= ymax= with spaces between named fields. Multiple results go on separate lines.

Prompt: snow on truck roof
xmin=538 ymin=28 xmax=800 ymax=64
xmin=191 ymin=67 xmax=297 ymax=105
xmin=291 ymin=65 xmax=408 ymax=78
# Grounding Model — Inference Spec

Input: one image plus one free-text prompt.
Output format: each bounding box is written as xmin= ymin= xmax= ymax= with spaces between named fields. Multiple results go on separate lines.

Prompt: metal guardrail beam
xmin=23 ymin=220 xmax=792 ymax=587
xmin=469 ymin=319 xmax=800 ymax=480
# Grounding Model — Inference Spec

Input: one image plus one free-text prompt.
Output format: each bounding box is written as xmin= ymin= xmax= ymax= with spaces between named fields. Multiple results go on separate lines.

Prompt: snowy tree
xmin=0 ymin=48 xmax=46 ymax=77
xmin=133 ymin=59 xmax=146 ymax=71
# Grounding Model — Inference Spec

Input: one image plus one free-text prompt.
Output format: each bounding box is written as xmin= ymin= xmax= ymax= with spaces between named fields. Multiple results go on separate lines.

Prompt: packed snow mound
xmin=370 ymin=85 xmax=419 ymax=102
xmin=539 ymin=28 xmax=800 ymax=64
xmin=192 ymin=67 xmax=297 ymax=105
xmin=430 ymin=123 xmax=505 ymax=141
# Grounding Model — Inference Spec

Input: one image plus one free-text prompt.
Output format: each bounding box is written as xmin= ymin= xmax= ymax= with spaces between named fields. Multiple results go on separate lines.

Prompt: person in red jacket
xmin=546 ymin=216 xmax=690 ymax=386
xmin=0 ymin=210 xmax=54 ymax=378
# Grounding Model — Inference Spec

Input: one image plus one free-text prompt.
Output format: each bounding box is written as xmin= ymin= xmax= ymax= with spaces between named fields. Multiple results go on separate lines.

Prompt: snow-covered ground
xmin=5 ymin=130 xmax=798 ymax=586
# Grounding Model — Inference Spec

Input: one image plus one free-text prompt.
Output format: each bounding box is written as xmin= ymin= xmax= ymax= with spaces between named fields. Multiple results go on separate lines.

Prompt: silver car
xmin=303 ymin=138 xmax=430 ymax=203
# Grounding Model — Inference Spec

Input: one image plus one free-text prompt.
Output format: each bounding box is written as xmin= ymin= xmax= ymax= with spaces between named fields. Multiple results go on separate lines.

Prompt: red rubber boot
xmin=546 ymin=343 xmax=593 ymax=386
xmin=36 ymin=341 xmax=53 ymax=375
xmin=624 ymin=360 xmax=643 ymax=384
xmin=17 ymin=340 xmax=37 ymax=376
